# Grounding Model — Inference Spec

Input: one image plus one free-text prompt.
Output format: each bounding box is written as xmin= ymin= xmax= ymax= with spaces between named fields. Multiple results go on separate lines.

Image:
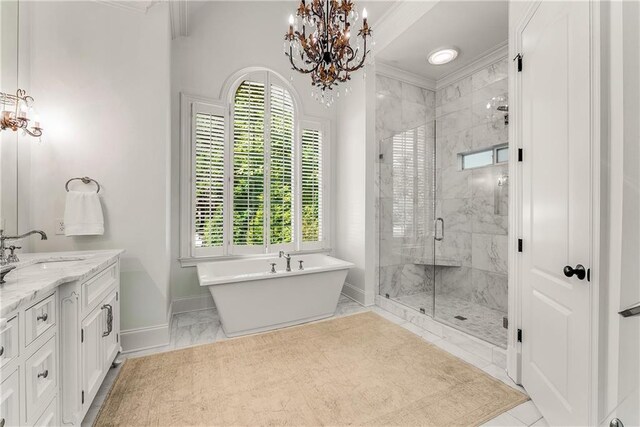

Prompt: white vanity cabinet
xmin=59 ymin=260 xmax=121 ymax=426
xmin=0 ymin=251 xmax=122 ymax=427
xmin=0 ymin=293 xmax=58 ymax=427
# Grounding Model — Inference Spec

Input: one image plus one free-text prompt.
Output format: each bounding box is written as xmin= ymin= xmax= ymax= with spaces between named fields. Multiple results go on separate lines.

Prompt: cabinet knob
xmin=37 ymin=369 xmax=49 ymax=379
xmin=0 ymin=346 xmax=4 ymax=357
xmin=37 ymin=313 xmax=48 ymax=322
xmin=1 ymin=417 xmax=5 ymax=427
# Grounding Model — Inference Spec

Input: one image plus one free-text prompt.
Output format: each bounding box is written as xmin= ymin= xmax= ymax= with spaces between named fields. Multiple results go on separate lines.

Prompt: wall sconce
xmin=1 ymin=89 xmax=43 ymax=138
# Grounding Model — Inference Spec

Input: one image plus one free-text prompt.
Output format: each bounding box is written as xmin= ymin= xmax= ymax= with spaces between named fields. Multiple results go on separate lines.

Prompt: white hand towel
xmin=64 ymin=191 xmax=104 ymax=236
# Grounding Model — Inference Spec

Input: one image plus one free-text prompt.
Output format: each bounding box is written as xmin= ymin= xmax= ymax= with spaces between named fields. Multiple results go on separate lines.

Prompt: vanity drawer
xmin=0 ymin=368 xmax=20 ymax=427
xmin=0 ymin=316 xmax=19 ymax=368
xmin=25 ymin=336 xmax=57 ymax=424
xmin=25 ymin=294 xmax=56 ymax=347
xmin=82 ymin=262 xmax=117 ymax=313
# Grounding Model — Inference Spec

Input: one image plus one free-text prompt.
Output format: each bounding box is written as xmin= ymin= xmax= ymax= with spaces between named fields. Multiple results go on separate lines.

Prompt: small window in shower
xmin=460 ymin=149 xmax=493 ymax=169
xmin=496 ymin=146 xmax=509 ymax=163
xmin=459 ymin=144 xmax=508 ymax=170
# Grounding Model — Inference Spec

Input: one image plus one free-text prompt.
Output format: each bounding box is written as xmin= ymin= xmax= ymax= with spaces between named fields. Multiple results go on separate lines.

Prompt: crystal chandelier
xmin=285 ymin=0 xmax=373 ymax=106
xmin=0 ymin=89 xmax=43 ymax=138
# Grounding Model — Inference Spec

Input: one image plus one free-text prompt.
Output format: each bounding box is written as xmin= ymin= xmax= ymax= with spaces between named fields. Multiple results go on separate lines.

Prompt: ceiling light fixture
xmin=284 ymin=0 xmax=373 ymax=106
xmin=428 ymin=48 xmax=459 ymax=65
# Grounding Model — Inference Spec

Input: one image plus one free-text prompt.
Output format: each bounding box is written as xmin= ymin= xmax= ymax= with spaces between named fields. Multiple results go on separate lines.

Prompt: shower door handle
xmin=435 ymin=218 xmax=444 ymax=241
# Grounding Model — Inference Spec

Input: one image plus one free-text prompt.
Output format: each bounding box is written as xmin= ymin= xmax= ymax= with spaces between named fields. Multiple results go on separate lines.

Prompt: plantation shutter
xmin=232 ymin=80 xmax=266 ymax=252
xmin=301 ymin=126 xmax=323 ymax=245
xmin=192 ymin=104 xmax=225 ymax=256
xmin=269 ymin=84 xmax=295 ymax=247
xmin=415 ymin=125 xmax=429 ymax=237
xmin=392 ymin=129 xmax=415 ymax=238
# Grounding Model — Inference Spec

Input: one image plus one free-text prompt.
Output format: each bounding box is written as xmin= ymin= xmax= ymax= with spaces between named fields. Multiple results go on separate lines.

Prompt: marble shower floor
xmin=393 ymin=291 xmax=508 ymax=348
xmin=82 ymin=295 xmax=543 ymax=427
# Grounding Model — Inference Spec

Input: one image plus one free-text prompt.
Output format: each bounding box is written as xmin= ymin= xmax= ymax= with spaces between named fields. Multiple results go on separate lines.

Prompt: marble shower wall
xmin=375 ymin=75 xmax=436 ymax=299
xmin=435 ymin=57 xmax=509 ymax=313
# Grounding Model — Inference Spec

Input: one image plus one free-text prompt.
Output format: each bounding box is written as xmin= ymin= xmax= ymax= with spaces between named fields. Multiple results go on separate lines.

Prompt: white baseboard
xmin=170 ymin=293 xmax=215 ymax=315
xmin=120 ymin=323 xmax=171 ymax=353
xmin=341 ymin=282 xmax=368 ymax=305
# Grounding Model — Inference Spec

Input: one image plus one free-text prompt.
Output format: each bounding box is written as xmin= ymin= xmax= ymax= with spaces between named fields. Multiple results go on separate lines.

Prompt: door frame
xmin=507 ymin=1 xmax=602 ymax=424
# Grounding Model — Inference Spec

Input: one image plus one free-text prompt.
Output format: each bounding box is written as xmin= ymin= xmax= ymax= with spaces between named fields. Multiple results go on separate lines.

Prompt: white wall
xmin=334 ymin=70 xmax=376 ymax=306
xmin=170 ymin=1 xmax=336 ymax=302
xmin=26 ymin=1 xmax=172 ymax=347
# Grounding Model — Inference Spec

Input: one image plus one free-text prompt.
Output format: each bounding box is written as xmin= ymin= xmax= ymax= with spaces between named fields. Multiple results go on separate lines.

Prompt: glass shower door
xmin=378 ymin=124 xmax=436 ymax=316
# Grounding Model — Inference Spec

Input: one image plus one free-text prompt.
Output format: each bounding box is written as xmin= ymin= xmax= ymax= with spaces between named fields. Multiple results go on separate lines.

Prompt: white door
xmin=520 ymin=1 xmax=592 ymax=425
xmin=81 ymin=305 xmax=105 ymax=409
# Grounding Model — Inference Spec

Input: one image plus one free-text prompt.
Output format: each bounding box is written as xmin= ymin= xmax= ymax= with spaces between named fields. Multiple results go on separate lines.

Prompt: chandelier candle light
xmin=285 ymin=0 xmax=373 ymax=106
xmin=0 ymin=89 xmax=42 ymax=138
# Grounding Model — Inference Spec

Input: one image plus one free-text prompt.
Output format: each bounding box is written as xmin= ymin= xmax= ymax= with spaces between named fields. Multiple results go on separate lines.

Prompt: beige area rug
xmin=95 ymin=312 xmax=528 ymax=426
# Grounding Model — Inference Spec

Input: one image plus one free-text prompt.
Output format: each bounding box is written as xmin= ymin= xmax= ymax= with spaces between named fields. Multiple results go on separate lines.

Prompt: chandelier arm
xmin=288 ymin=46 xmax=318 ymax=74
xmin=340 ymin=37 xmax=368 ymax=72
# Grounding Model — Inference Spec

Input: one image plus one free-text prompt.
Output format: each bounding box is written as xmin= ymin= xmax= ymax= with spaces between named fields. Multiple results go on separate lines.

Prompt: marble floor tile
xmin=334 ymin=294 xmax=369 ymax=317
xmin=171 ymin=319 xmax=223 ymax=349
xmin=530 ymin=416 xmax=550 ymax=426
xmin=481 ymin=412 xmax=527 ymax=427
xmin=173 ymin=309 xmax=218 ymax=328
xmin=433 ymin=339 xmax=492 ymax=370
xmin=482 ymin=364 xmax=526 ymax=393
xmin=371 ymin=306 xmax=407 ymax=325
xmin=393 ymin=291 xmax=507 ymax=347
xmin=508 ymin=400 xmax=543 ymax=425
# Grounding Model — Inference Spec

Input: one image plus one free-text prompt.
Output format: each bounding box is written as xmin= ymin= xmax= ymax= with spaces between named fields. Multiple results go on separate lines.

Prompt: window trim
xmin=458 ymin=143 xmax=509 ymax=170
xmin=179 ymin=68 xmax=331 ymax=266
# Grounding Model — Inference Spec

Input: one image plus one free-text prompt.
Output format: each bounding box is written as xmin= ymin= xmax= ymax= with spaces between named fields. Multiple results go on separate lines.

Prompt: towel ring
xmin=65 ymin=176 xmax=101 ymax=193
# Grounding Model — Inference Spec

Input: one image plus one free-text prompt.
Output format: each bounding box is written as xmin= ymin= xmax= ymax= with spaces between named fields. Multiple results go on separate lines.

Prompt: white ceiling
xmin=375 ymin=0 xmax=508 ymax=81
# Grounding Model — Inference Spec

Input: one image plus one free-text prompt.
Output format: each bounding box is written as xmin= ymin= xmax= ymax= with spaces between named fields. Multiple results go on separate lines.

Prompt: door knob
xmin=563 ymin=264 xmax=586 ymax=280
xmin=610 ymin=418 xmax=624 ymax=427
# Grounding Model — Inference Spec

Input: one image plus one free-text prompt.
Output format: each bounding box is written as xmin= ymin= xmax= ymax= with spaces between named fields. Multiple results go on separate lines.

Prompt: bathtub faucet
xmin=279 ymin=251 xmax=292 ymax=272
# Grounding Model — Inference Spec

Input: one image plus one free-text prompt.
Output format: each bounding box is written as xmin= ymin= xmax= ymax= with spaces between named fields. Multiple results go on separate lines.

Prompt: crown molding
xmin=373 ymin=0 xmax=440 ymax=54
xmin=376 ymin=61 xmax=436 ymax=91
xmin=373 ymin=0 xmax=403 ymax=28
xmin=95 ymin=0 xmax=157 ymax=14
xmin=435 ymin=41 xmax=508 ymax=90
xmin=169 ymin=0 xmax=188 ymax=39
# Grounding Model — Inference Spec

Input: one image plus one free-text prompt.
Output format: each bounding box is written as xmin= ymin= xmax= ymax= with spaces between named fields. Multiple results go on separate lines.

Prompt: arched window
xmin=180 ymin=69 xmax=327 ymax=261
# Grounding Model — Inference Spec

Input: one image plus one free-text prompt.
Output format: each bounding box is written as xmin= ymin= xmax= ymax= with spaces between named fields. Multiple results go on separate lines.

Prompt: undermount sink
xmin=18 ymin=257 xmax=88 ymax=273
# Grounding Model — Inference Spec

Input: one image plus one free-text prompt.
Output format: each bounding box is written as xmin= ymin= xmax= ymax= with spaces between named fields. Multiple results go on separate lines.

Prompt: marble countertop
xmin=0 ymin=249 xmax=124 ymax=318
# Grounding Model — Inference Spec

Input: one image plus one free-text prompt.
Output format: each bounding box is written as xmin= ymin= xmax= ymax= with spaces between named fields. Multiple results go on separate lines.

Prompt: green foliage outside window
xmin=194 ymin=78 xmax=321 ymax=250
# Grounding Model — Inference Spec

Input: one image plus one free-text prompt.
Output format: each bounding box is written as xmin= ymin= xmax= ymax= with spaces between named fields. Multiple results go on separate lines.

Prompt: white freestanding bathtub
xmin=197 ymin=254 xmax=354 ymax=337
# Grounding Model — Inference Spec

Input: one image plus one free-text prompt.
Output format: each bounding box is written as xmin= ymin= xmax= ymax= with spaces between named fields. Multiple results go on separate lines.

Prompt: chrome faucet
xmin=0 ymin=229 xmax=48 ymax=265
xmin=279 ymin=251 xmax=292 ymax=272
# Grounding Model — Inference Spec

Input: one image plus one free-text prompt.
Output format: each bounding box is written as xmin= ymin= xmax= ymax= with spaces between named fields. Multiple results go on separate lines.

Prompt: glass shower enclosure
xmin=378 ymin=119 xmax=510 ymax=348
